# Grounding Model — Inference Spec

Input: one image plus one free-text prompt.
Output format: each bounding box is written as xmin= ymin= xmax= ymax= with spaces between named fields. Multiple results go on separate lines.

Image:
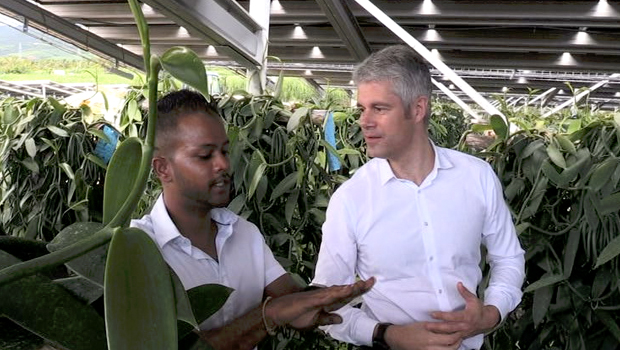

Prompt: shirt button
xmin=424 ymin=222 xmax=428 ymax=226
xmin=438 ymin=289 xmax=443 ymax=294
xmin=429 ymin=256 xmax=434 ymax=261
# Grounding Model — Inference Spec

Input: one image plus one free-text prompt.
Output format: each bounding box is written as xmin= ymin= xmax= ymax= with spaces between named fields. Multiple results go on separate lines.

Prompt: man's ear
xmin=152 ymin=156 xmax=172 ymax=183
xmin=412 ymin=96 xmax=429 ymax=123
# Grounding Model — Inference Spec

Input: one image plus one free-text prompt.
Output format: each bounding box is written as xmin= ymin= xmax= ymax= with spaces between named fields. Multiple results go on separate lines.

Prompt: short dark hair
xmin=155 ymin=89 xmax=220 ymax=151
xmin=353 ymin=45 xmax=432 ymax=121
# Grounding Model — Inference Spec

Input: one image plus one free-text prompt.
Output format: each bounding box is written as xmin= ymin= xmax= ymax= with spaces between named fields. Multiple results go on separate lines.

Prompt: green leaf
xmin=589 ymin=158 xmax=619 ymax=192
xmin=555 ymin=134 xmax=576 ymax=155
xmin=532 ymin=285 xmax=553 ymax=327
xmin=285 ymin=189 xmax=299 ymax=225
xmin=287 ymin=107 xmax=308 ymax=132
xmin=47 ymin=222 xmax=107 ymax=286
xmin=87 ymin=153 xmax=108 ymax=170
xmin=0 ymin=251 xmax=107 ymax=350
xmin=547 ymin=142 xmax=566 ymax=169
xmin=171 ymin=269 xmax=198 ymax=336
xmin=48 ymin=97 xmax=66 ymax=114
xmin=1 ymin=105 xmax=19 ymax=125
xmin=515 ymin=222 xmax=530 ymax=235
xmin=178 ymin=284 xmax=233 ymax=338
xmin=524 ymin=274 xmax=565 ymax=293
xmin=47 ymin=125 xmax=69 ymax=137
xmin=127 ymin=99 xmax=142 ymax=122
xmin=21 ymin=158 xmax=39 ymax=174
xmin=598 ymin=192 xmax=620 ymax=216
xmin=567 ymin=119 xmax=582 ymax=134
xmin=59 ymin=162 xmax=75 ymax=180
xmin=521 ymin=177 xmax=548 ymax=220
xmin=541 ymin=160 xmax=563 ymax=187
xmin=247 ymin=163 xmax=266 ymax=200
xmin=520 ymin=139 xmax=544 ymax=159
xmin=227 ymin=193 xmax=245 ymax=214
xmin=591 ymin=268 xmax=611 ymax=298
xmin=103 ymin=137 xmax=143 ymax=225
xmin=54 ymin=276 xmax=103 ymax=304
xmin=24 ymin=138 xmax=36 ymax=158
xmin=105 ymin=227 xmax=177 ymax=350
xmin=471 ymin=123 xmax=493 ymax=133
xmin=595 ymin=234 xmax=620 ymax=268
xmin=563 ymin=229 xmax=580 ymax=278
xmin=595 ymin=310 xmax=620 ymax=343
xmin=490 ymin=115 xmax=508 ymax=140
xmin=88 ymin=128 xmax=111 ymax=143
xmin=161 ymin=46 xmax=210 ymax=97
xmin=270 ymin=172 xmax=298 ymax=201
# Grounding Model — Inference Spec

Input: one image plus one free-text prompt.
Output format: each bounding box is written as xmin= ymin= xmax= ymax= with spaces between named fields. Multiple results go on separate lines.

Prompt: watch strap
xmin=372 ymin=322 xmax=393 ymax=349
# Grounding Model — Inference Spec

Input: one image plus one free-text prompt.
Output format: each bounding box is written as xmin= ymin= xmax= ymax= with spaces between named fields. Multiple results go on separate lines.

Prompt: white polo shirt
xmin=131 ymin=195 xmax=286 ymax=330
xmin=312 ymin=144 xmax=525 ymax=349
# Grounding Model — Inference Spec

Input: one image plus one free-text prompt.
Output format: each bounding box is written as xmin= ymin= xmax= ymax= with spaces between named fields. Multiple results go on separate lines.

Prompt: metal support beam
xmin=305 ymin=78 xmax=325 ymax=96
xmin=354 ymin=0 xmax=507 ymax=121
xmin=246 ymin=0 xmax=271 ymax=94
xmin=431 ymin=79 xmax=481 ymax=121
xmin=517 ymin=87 xmax=557 ymax=110
xmin=144 ymin=0 xmax=264 ymax=69
xmin=542 ymin=74 xmax=619 ymax=118
xmin=315 ymin=0 xmax=370 ymax=61
xmin=0 ymin=0 xmax=143 ymax=70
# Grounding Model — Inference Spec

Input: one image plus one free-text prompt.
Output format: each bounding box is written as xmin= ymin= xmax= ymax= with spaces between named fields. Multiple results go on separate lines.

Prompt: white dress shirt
xmin=312 ymin=144 xmax=525 ymax=349
xmin=131 ymin=195 xmax=286 ymax=331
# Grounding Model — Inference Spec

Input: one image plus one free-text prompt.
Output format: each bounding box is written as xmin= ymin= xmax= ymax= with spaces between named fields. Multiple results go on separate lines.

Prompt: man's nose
xmin=358 ymin=110 xmax=373 ymax=129
xmin=214 ymin=151 xmax=230 ymax=172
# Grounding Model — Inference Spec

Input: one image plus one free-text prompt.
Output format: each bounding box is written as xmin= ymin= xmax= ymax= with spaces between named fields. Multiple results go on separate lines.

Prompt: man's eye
xmin=198 ymin=154 xmax=212 ymax=159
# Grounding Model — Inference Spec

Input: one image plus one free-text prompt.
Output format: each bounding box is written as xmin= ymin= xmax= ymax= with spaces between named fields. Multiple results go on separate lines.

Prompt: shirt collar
xmin=378 ymin=139 xmax=454 ymax=185
xmin=149 ymin=194 xmax=239 ymax=250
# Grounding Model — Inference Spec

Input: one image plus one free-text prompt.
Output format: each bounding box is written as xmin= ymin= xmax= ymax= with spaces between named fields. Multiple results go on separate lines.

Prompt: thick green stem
xmin=107 ymin=57 xmax=161 ymax=228
xmin=127 ymin=0 xmax=150 ymax=75
xmin=0 ymin=227 xmax=116 ymax=287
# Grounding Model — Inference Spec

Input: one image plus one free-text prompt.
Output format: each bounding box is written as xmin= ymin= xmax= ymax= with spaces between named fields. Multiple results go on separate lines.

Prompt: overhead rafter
xmin=0 ymin=0 xmax=143 ymax=70
xmin=314 ymin=0 xmax=370 ymax=61
xmin=542 ymin=74 xmax=620 ymax=117
xmin=143 ymin=0 xmax=265 ymax=69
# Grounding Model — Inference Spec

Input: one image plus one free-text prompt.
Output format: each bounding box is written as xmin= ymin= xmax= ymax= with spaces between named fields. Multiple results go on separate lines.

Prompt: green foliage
xmin=0 ymin=96 xmax=107 ymax=239
xmin=476 ymin=114 xmax=620 ymax=350
xmin=430 ymin=99 xmax=471 ymax=148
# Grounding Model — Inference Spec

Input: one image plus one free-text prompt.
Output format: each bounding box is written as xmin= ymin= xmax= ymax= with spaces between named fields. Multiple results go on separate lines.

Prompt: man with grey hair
xmin=312 ymin=45 xmax=525 ymax=350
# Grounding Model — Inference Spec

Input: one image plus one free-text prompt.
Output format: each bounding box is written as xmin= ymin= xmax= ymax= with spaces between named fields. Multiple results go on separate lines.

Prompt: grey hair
xmin=353 ymin=45 xmax=432 ymax=120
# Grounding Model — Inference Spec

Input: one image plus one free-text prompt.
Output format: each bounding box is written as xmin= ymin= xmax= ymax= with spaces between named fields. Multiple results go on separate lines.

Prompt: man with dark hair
xmin=312 ymin=45 xmax=525 ymax=350
xmin=131 ymin=89 xmax=374 ymax=349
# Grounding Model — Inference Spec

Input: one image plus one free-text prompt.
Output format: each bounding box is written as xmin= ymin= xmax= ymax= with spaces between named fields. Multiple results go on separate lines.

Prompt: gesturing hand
xmin=384 ymin=322 xmax=462 ymax=350
xmin=265 ymin=277 xmax=375 ymax=330
xmin=426 ymin=282 xmax=500 ymax=338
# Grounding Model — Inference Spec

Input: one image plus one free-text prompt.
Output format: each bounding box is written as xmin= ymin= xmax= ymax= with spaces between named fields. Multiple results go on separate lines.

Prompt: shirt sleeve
xmin=262 ymin=237 xmax=287 ymax=287
xmin=312 ymin=188 xmax=378 ymax=346
xmin=481 ymin=165 xmax=526 ymax=321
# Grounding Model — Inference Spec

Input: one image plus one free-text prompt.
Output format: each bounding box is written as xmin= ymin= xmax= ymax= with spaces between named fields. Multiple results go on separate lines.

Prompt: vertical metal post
xmin=246 ymin=0 xmax=271 ymax=94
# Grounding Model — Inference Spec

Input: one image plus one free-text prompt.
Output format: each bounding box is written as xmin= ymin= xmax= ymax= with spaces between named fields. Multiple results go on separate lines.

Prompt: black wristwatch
xmin=372 ymin=323 xmax=393 ymax=349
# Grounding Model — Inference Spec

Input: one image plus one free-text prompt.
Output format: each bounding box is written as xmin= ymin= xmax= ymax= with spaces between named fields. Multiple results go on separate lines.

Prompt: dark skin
xmin=153 ymin=111 xmax=375 ymax=350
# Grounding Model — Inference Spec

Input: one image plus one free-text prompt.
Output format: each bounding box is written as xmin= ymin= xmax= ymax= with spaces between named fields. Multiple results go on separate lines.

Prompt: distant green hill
xmin=0 ymin=25 xmax=85 ymax=60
